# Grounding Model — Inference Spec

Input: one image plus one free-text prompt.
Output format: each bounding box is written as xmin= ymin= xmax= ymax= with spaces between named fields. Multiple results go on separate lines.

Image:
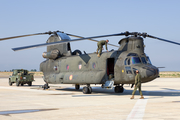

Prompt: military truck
xmin=9 ymin=69 xmax=34 ymax=86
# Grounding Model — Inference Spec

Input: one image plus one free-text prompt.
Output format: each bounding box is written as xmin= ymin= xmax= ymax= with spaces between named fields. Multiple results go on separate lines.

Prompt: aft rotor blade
xmin=147 ymin=34 xmax=180 ymax=46
xmin=12 ymin=32 xmax=126 ymax=51
xmin=66 ymin=33 xmax=119 ymax=47
xmin=0 ymin=31 xmax=53 ymax=41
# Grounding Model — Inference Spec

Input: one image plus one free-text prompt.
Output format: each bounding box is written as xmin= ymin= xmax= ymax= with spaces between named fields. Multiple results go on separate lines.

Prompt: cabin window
xmin=78 ymin=64 xmax=82 ymax=70
xmin=66 ymin=65 xmax=69 ymax=70
xmin=125 ymin=67 xmax=132 ymax=74
xmin=92 ymin=63 xmax=96 ymax=69
xmin=54 ymin=66 xmax=57 ymax=71
xmin=141 ymin=57 xmax=147 ymax=64
xmin=131 ymin=57 xmax=141 ymax=64
xmin=146 ymin=56 xmax=152 ymax=64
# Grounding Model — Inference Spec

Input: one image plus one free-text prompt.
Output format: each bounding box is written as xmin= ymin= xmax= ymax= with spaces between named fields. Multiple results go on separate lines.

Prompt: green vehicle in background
xmin=9 ymin=69 xmax=34 ymax=86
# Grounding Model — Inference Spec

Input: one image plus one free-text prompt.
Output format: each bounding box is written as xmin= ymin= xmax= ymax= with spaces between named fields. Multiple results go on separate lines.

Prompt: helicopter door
xmin=107 ymin=58 xmax=114 ymax=76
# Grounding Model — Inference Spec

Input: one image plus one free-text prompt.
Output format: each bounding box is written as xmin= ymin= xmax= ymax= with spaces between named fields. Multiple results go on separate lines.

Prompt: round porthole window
xmin=78 ymin=64 xmax=82 ymax=70
xmin=92 ymin=62 xmax=96 ymax=69
xmin=54 ymin=66 xmax=57 ymax=71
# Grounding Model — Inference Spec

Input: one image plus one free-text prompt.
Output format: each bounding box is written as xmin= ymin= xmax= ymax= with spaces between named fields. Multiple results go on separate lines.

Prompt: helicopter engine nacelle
xmin=42 ymin=49 xmax=60 ymax=59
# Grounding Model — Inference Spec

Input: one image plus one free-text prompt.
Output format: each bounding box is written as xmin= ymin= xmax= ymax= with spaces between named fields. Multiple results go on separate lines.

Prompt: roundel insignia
xmin=122 ymin=70 xmax=124 ymax=73
xmin=78 ymin=64 xmax=82 ymax=69
xmin=69 ymin=75 xmax=73 ymax=80
xmin=66 ymin=65 xmax=69 ymax=70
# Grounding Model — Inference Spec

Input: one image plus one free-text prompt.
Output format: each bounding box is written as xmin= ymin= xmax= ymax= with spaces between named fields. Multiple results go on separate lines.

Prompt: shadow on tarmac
xmin=0 ymin=108 xmax=58 ymax=116
xmin=54 ymin=87 xmax=180 ymax=97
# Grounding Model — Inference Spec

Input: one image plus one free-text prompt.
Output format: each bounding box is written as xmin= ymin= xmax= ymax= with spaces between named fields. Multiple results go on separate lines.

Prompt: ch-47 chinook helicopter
xmin=1 ymin=31 xmax=180 ymax=94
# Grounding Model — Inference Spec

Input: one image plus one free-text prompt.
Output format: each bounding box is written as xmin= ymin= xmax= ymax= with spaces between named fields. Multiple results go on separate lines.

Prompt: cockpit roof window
xmin=127 ymin=53 xmax=138 ymax=56
xmin=132 ymin=57 xmax=141 ymax=64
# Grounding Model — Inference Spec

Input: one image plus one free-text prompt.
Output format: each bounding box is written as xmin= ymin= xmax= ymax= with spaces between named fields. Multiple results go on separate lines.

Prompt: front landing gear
xmin=82 ymin=84 xmax=92 ymax=94
xmin=114 ymin=85 xmax=124 ymax=93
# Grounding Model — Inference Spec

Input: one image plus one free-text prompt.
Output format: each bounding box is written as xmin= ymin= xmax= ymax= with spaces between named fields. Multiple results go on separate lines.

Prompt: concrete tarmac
xmin=0 ymin=77 xmax=180 ymax=120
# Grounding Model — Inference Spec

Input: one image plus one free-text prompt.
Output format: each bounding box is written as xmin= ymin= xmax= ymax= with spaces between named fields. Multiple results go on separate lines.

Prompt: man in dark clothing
xmin=130 ymin=70 xmax=144 ymax=99
xmin=96 ymin=39 xmax=109 ymax=57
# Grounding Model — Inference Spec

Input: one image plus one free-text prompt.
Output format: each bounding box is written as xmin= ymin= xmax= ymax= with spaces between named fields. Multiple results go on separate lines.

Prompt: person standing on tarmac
xmin=130 ymin=70 xmax=144 ymax=99
xmin=96 ymin=39 xmax=109 ymax=57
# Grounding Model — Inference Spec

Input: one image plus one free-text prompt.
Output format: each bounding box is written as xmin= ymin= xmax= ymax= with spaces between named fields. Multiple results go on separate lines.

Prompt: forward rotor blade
xmin=12 ymin=32 xmax=126 ymax=51
xmin=66 ymin=33 xmax=119 ymax=47
xmin=147 ymin=34 xmax=180 ymax=46
xmin=0 ymin=32 xmax=53 ymax=41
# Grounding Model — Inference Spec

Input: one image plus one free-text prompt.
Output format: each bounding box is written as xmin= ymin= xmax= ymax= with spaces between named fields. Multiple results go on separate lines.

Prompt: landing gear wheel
xmin=88 ymin=87 xmax=92 ymax=94
xmin=75 ymin=84 xmax=80 ymax=90
xmin=21 ymin=83 xmax=24 ymax=86
xmin=83 ymin=87 xmax=89 ymax=94
xmin=43 ymin=83 xmax=49 ymax=90
xmin=82 ymin=86 xmax=92 ymax=94
xmin=9 ymin=79 xmax=12 ymax=86
xmin=114 ymin=86 xmax=124 ymax=93
xmin=16 ymin=80 xmax=19 ymax=86
xmin=28 ymin=82 xmax=32 ymax=86
xmin=119 ymin=86 xmax=124 ymax=93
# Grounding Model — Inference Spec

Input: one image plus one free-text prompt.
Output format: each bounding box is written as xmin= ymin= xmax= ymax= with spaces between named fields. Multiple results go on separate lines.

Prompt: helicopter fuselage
xmin=40 ymin=50 xmax=159 ymax=85
xmin=38 ymin=33 xmax=160 ymax=94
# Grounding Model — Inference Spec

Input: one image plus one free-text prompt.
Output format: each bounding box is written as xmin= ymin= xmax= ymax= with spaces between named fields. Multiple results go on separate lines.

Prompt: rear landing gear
xmin=43 ymin=82 xmax=50 ymax=90
xmin=82 ymin=84 xmax=92 ymax=94
xmin=114 ymin=85 xmax=124 ymax=93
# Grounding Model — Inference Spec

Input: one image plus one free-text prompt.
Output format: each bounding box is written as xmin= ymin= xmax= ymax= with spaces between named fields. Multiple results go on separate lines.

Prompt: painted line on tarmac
xmin=126 ymin=97 xmax=149 ymax=120
xmin=126 ymin=94 xmax=149 ymax=120
xmin=126 ymin=89 xmax=180 ymax=120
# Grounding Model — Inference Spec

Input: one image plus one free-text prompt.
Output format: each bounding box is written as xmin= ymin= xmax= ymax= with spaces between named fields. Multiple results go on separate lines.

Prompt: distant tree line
xmin=0 ymin=69 xmax=37 ymax=72
xmin=30 ymin=69 xmax=37 ymax=72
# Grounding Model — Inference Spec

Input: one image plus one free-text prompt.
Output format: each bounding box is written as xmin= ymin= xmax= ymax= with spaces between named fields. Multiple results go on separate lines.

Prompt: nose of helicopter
xmin=146 ymin=66 xmax=159 ymax=78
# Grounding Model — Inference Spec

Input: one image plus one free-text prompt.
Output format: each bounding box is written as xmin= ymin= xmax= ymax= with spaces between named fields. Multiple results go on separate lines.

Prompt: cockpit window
xmin=131 ymin=57 xmax=141 ymax=64
xmin=127 ymin=59 xmax=131 ymax=65
xmin=141 ymin=57 xmax=147 ymax=64
xmin=125 ymin=67 xmax=132 ymax=74
xmin=124 ymin=58 xmax=131 ymax=65
xmin=124 ymin=58 xmax=128 ymax=65
xmin=146 ymin=56 xmax=152 ymax=64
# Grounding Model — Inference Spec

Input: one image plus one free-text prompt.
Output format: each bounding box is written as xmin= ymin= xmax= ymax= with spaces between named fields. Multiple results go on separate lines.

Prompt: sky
xmin=0 ymin=0 xmax=180 ymax=71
